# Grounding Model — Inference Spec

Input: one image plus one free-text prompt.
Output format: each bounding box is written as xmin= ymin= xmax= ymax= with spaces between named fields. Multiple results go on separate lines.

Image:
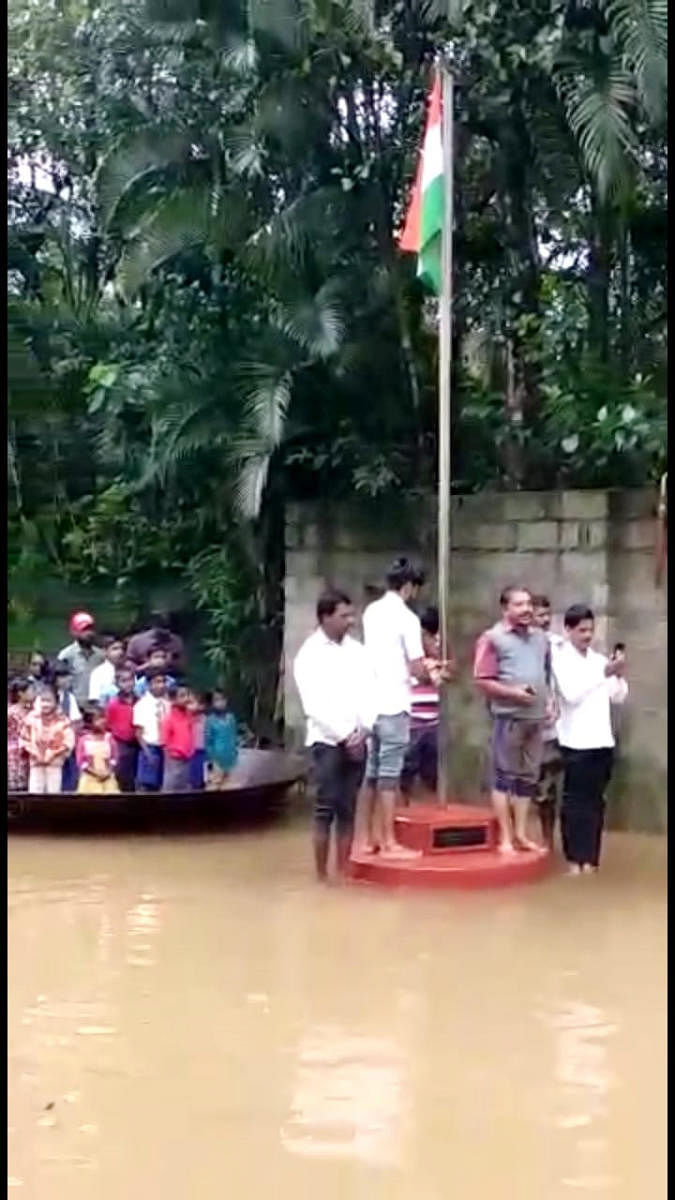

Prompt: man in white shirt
xmin=359 ymin=558 xmax=430 ymax=860
xmin=88 ymin=636 xmax=126 ymax=703
xmin=552 ymin=604 xmax=628 ymax=875
xmin=294 ymin=588 xmax=377 ymax=881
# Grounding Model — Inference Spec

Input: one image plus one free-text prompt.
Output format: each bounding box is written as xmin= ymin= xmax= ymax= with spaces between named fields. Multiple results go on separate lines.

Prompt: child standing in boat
xmin=53 ymin=662 xmax=83 ymax=791
xmin=105 ymin=666 xmax=139 ymax=792
xmin=133 ymin=668 xmax=169 ymax=792
xmin=77 ymin=706 xmax=119 ymax=794
xmin=20 ymin=685 xmax=75 ymax=794
xmin=205 ymin=689 xmax=238 ymax=789
xmin=160 ymin=684 xmax=195 ymax=792
xmin=188 ymin=691 xmax=207 ymax=791
xmin=7 ymin=677 xmax=36 ymax=792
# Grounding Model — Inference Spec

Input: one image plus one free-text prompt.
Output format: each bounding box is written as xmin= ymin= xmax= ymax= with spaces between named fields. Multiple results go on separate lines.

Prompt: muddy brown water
xmin=8 ymin=812 xmax=666 ymax=1199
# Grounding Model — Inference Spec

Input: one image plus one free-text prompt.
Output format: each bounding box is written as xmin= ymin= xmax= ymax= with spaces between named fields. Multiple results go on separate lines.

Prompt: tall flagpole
xmin=437 ymin=65 xmax=454 ymax=806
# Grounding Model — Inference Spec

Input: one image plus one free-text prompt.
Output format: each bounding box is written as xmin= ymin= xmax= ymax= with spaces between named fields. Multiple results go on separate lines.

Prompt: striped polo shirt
xmin=410 ymin=678 xmax=440 ymax=728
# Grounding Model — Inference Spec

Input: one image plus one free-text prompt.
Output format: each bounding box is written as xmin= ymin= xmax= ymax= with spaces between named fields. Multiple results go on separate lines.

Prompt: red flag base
xmin=349 ymin=803 xmax=552 ymax=889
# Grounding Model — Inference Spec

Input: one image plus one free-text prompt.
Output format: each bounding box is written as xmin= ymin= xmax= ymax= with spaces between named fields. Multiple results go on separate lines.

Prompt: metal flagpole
xmin=437 ymin=65 xmax=454 ymax=806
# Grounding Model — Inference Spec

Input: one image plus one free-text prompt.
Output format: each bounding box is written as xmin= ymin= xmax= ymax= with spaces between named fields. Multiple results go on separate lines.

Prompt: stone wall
xmin=284 ymin=489 xmax=667 ymax=834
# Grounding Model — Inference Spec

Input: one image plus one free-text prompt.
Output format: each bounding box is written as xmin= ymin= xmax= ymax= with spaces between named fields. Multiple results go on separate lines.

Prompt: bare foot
xmin=380 ymin=843 xmax=421 ymax=860
xmin=517 ymin=837 xmax=542 ymax=853
xmin=566 ymin=864 xmax=582 ymax=876
xmin=498 ymin=840 xmax=517 ymax=856
xmin=581 ymin=864 xmax=598 ymax=875
xmin=353 ymin=842 xmax=378 ymax=857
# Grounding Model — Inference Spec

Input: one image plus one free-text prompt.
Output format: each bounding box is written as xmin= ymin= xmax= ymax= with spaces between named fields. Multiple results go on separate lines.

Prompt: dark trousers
xmin=114 ymin=739 xmax=138 ymax=793
xmin=400 ymin=725 xmax=438 ymax=793
xmin=311 ymin=744 xmax=365 ymax=836
xmin=560 ymin=747 xmax=614 ymax=866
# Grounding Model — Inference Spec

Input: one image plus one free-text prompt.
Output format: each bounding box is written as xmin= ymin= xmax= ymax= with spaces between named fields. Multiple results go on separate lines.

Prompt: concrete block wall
xmin=285 ymin=489 xmax=666 ymax=833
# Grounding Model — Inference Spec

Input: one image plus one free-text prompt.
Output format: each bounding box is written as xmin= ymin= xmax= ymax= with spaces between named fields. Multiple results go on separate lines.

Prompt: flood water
xmin=8 ymin=813 xmax=666 ymax=1199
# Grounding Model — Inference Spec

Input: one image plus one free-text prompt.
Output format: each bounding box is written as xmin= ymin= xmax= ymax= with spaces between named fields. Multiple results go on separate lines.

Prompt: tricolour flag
xmin=399 ymin=75 xmax=443 ymax=295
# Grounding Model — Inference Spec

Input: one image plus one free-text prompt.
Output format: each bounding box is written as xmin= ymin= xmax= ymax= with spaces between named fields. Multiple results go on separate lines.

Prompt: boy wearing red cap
xmin=57 ymin=612 xmax=104 ymax=706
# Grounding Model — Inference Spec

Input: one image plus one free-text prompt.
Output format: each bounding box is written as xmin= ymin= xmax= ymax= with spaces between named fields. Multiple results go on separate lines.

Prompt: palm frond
xmin=116 ymin=181 xmax=251 ymax=294
xmin=233 ymin=448 xmax=271 ymax=518
xmin=249 ymin=0 xmax=308 ymax=53
xmin=245 ymin=186 xmax=347 ymax=281
xmin=559 ymin=56 xmax=637 ymax=199
xmin=221 ymin=35 xmax=258 ymax=75
xmin=116 ymin=187 xmax=213 ymax=295
xmin=606 ymin=0 xmax=667 ymax=122
xmin=223 ymin=122 xmax=265 ymax=178
xmin=237 ymin=362 xmax=293 ymax=446
xmin=276 ymin=282 xmax=345 ymax=358
xmin=97 ymin=130 xmax=194 ymax=229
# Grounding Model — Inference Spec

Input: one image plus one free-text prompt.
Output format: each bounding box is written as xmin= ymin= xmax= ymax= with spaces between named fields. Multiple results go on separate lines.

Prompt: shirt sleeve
xmin=160 ymin=711 xmax=172 ymax=747
xmin=70 ymin=696 xmax=82 ymax=723
xmin=354 ymin=648 xmax=378 ymax=733
xmin=106 ymin=733 xmax=117 ymax=764
xmin=402 ymin=614 xmax=424 ymax=664
xmin=88 ymin=668 xmax=99 ymax=702
xmin=473 ymin=633 xmax=498 ymax=680
xmin=293 ymin=644 xmax=352 ymax=743
xmin=608 ymin=675 xmax=628 ymax=705
xmin=132 ymin=700 xmax=144 ymax=728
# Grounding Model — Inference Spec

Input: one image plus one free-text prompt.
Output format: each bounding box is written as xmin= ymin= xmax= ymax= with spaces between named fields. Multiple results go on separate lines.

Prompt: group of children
xmin=7 ymin=643 xmax=239 ymax=796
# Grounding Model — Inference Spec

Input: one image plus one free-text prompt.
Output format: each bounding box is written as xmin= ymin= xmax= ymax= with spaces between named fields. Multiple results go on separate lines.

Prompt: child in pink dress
xmin=7 ymin=677 xmax=36 ymax=791
xmin=76 ymin=706 xmax=119 ymax=795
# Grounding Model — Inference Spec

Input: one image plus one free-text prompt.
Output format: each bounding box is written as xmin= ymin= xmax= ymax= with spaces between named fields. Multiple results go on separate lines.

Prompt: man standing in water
xmin=473 ymin=587 xmax=551 ymax=854
xmin=357 ymin=558 xmax=431 ymax=859
xmin=552 ymin=605 xmax=628 ymax=874
xmin=294 ymin=588 xmax=377 ymax=881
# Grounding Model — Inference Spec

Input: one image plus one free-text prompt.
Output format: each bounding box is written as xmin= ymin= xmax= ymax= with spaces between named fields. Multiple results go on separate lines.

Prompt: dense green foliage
xmin=8 ymin=0 xmax=667 ymax=729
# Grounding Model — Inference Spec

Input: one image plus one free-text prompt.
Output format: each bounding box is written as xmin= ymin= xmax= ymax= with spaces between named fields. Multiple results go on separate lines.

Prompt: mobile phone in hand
xmin=613 ymin=642 xmax=626 ymax=656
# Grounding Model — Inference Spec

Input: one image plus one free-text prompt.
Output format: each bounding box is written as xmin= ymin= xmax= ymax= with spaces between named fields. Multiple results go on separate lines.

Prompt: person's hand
xmin=605 ymin=650 xmax=626 ymax=677
xmin=544 ymin=696 xmax=558 ymax=725
xmin=344 ymin=731 xmax=366 ymax=761
xmin=438 ymin=659 xmax=456 ymax=683
xmin=511 ymin=685 xmax=536 ymax=707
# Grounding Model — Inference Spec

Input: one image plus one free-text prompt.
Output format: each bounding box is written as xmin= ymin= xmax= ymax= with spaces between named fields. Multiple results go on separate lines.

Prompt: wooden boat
xmin=7 ymin=748 xmax=306 ymax=831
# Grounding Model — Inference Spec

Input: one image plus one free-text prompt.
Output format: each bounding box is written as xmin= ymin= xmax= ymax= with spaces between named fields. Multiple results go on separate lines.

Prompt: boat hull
xmin=7 ymin=748 xmax=305 ymax=831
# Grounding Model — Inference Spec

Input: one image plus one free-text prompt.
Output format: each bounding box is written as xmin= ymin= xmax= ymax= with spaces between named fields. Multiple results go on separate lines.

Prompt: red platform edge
xmin=349 ymin=803 xmax=552 ymax=889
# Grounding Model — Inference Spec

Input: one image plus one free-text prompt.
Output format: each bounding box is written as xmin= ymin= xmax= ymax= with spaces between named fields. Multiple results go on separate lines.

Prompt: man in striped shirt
xmin=400 ymin=607 xmax=455 ymax=800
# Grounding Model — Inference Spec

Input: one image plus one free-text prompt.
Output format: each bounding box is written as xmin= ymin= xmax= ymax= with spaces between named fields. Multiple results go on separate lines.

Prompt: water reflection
xmin=281 ymin=1026 xmax=406 ymax=1166
xmin=125 ymin=892 xmax=162 ymax=968
xmin=8 ymin=828 xmax=666 ymax=1200
xmin=550 ymin=1000 xmax=618 ymax=1192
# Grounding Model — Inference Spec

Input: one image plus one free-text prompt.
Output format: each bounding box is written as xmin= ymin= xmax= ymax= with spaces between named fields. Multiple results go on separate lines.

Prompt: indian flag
xmin=399 ymin=75 xmax=443 ymax=295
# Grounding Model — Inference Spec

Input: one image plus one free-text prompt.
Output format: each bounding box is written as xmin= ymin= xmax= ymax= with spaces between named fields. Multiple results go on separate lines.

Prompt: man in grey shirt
xmin=57 ymin=611 xmax=105 ymax=706
xmin=473 ymin=586 xmax=551 ymax=855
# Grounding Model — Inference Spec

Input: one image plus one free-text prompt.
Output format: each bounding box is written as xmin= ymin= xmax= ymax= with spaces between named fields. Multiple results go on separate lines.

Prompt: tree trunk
xmin=587 ymin=201 xmax=612 ymax=363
